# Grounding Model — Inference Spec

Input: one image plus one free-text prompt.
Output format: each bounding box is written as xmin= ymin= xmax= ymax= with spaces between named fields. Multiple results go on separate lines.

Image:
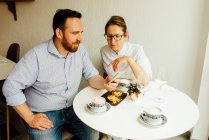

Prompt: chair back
xmin=6 ymin=43 xmax=20 ymax=63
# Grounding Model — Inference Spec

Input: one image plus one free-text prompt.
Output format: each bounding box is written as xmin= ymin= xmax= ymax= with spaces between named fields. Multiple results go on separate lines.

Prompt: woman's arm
xmin=109 ymin=56 xmax=149 ymax=86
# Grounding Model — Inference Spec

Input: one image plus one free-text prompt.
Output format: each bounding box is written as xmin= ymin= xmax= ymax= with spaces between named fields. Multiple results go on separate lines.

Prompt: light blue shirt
xmin=3 ymin=39 xmax=98 ymax=112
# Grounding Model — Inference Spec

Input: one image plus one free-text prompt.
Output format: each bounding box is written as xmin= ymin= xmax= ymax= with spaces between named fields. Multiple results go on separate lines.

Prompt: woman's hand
xmin=108 ymin=56 xmax=129 ymax=72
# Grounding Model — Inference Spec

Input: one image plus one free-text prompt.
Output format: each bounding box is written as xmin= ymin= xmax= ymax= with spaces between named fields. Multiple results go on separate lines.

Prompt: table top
xmin=0 ymin=55 xmax=16 ymax=80
xmin=73 ymin=82 xmax=199 ymax=140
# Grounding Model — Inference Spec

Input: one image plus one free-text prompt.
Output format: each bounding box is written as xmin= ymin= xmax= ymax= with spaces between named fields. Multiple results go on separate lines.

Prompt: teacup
xmin=90 ymin=97 xmax=106 ymax=107
xmin=88 ymin=97 xmax=107 ymax=112
xmin=141 ymin=106 xmax=163 ymax=124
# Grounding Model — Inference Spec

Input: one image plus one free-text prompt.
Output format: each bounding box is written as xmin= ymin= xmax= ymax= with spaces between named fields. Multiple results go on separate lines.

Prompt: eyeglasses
xmin=104 ymin=34 xmax=124 ymax=41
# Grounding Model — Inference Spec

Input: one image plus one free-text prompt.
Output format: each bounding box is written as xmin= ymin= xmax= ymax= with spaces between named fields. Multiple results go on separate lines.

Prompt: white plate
xmin=86 ymin=102 xmax=111 ymax=113
xmin=138 ymin=113 xmax=167 ymax=127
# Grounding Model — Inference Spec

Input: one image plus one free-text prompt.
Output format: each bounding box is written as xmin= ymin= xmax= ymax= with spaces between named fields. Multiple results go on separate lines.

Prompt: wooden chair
xmin=62 ymin=128 xmax=73 ymax=140
xmin=0 ymin=43 xmax=20 ymax=140
xmin=7 ymin=43 xmax=20 ymax=140
xmin=6 ymin=43 xmax=20 ymax=63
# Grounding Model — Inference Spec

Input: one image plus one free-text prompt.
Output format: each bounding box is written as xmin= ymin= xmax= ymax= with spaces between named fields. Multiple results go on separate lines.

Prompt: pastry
xmin=112 ymin=90 xmax=122 ymax=97
xmin=107 ymin=95 xmax=118 ymax=102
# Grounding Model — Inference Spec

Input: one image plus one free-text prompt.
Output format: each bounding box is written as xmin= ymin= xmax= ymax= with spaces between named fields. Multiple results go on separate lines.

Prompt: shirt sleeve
xmin=3 ymin=49 xmax=38 ymax=106
xmin=136 ymin=46 xmax=153 ymax=80
xmin=80 ymin=45 xmax=99 ymax=80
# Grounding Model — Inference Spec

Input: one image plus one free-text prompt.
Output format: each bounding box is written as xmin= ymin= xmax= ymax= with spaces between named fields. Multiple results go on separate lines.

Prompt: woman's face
xmin=106 ymin=25 xmax=125 ymax=52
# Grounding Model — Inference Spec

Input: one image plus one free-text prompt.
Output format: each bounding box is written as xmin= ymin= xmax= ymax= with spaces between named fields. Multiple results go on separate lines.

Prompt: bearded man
xmin=3 ymin=9 xmax=118 ymax=140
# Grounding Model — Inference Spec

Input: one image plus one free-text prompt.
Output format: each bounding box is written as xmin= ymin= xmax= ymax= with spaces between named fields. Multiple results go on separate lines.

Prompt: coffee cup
xmin=88 ymin=97 xmax=107 ymax=112
xmin=90 ymin=97 xmax=106 ymax=107
xmin=141 ymin=106 xmax=163 ymax=124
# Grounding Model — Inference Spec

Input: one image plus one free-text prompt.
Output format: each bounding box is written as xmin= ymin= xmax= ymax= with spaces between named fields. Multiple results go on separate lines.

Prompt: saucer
xmin=138 ymin=113 xmax=167 ymax=127
xmin=86 ymin=102 xmax=111 ymax=113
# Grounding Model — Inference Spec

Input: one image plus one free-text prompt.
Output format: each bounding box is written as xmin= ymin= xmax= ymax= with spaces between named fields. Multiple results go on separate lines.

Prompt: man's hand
xmin=28 ymin=113 xmax=54 ymax=131
xmin=104 ymin=75 xmax=119 ymax=91
xmin=12 ymin=102 xmax=54 ymax=131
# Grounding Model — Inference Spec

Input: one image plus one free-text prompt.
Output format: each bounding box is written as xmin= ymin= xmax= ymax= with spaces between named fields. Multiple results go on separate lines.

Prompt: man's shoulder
xmin=32 ymin=39 xmax=51 ymax=52
xmin=23 ymin=39 xmax=51 ymax=58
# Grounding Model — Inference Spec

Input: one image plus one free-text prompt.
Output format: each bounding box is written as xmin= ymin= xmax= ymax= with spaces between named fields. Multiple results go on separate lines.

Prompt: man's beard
xmin=62 ymin=38 xmax=80 ymax=53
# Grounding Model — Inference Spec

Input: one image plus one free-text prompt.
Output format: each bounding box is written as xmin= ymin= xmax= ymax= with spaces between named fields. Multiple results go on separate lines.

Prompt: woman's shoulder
xmin=126 ymin=42 xmax=144 ymax=52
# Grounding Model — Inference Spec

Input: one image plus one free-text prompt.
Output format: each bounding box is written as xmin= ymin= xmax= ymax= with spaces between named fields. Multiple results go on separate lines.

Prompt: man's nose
xmin=78 ymin=33 xmax=82 ymax=41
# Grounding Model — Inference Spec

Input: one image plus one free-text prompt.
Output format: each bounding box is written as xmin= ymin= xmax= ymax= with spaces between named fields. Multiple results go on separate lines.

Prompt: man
xmin=3 ymin=9 xmax=117 ymax=140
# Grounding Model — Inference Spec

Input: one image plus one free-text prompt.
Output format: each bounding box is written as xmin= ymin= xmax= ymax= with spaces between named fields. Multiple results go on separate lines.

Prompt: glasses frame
xmin=104 ymin=34 xmax=124 ymax=41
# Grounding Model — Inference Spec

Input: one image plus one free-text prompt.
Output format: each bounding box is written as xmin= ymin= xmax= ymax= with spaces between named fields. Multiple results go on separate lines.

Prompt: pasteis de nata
xmin=107 ymin=95 xmax=118 ymax=102
xmin=111 ymin=90 xmax=122 ymax=97
xmin=107 ymin=91 xmax=122 ymax=104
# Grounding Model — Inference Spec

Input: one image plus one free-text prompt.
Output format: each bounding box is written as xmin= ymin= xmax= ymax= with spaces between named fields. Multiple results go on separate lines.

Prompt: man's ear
xmin=55 ymin=28 xmax=63 ymax=39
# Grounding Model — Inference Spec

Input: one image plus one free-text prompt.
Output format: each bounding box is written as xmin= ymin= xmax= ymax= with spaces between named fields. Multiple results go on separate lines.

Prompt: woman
xmin=100 ymin=16 xmax=152 ymax=86
xmin=100 ymin=15 xmax=152 ymax=140
xmin=100 ymin=15 xmax=153 ymax=140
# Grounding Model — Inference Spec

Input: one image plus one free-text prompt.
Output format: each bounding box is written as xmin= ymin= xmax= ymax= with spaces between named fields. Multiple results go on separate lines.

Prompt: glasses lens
xmin=114 ymin=35 xmax=122 ymax=41
xmin=104 ymin=35 xmax=111 ymax=40
xmin=104 ymin=34 xmax=123 ymax=41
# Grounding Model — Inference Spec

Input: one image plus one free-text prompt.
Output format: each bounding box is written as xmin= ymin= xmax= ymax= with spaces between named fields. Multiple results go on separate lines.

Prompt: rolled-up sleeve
xmin=3 ymin=49 xmax=38 ymax=106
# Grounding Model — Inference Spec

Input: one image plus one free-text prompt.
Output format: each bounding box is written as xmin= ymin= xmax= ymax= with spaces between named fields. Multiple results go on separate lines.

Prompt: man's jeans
xmin=27 ymin=106 xmax=98 ymax=140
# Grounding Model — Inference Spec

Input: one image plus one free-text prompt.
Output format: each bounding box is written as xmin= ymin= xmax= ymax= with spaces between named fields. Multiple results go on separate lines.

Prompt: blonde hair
xmin=105 ymin=16 xmax=127 ymax=36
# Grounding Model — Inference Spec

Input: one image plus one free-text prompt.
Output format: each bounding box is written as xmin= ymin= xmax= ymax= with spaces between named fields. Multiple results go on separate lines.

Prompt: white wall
xmin=0 ymin=0 xmax=207 ymax=100
xmin=191 ymin=32 xmax=209 ymax=140
xmin=191 ymin=1 xmax=209 ymax=139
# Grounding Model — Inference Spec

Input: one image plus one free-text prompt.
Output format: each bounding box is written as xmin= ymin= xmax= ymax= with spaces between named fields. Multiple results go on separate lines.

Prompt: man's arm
xmin=13 ymin=102 xmax=53 ymax=130
xmin=3 ymin=49 xmax=53 ymax=130
xmin=87 ymin=75 xmax=118 ymax=91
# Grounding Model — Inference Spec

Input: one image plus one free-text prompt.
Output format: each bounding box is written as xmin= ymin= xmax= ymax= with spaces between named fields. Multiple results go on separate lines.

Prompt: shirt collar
xmin=47 ymin=38 xmax=65 ymax=58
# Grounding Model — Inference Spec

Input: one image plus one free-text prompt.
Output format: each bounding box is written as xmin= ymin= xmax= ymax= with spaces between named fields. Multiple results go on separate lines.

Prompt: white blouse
xmin=100 ymin=42 xmax=152 ymax=80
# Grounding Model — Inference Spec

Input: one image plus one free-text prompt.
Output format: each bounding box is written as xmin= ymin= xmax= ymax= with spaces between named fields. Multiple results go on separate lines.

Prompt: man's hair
xmin=105 ymin=16 xmax=127 ymax=34
xmin=53 ymin=9 xmax=82 ymax=39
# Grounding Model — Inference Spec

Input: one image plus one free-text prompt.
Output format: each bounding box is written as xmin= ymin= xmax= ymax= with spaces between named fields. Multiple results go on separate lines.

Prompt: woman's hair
xmin=52 ymin=9 xmax=82 ymax=39
xmin=105 ymin=16 xmax=127 ymax=34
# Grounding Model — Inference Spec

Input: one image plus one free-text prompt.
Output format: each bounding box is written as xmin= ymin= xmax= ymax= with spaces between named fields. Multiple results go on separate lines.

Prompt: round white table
xmin=0 ymin=55 xmax=16 ymax=80
xmin=73 ymin=82 xmax=199 ymax=140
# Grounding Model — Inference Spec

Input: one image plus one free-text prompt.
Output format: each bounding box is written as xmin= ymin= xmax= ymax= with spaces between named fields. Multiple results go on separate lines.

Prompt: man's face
xmin=61 ymin=18 xmax=83 ymax=52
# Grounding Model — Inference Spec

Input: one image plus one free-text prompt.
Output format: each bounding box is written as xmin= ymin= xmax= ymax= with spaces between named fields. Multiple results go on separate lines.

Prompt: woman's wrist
xmin=126 ymin=56 xmax=131 ymax=63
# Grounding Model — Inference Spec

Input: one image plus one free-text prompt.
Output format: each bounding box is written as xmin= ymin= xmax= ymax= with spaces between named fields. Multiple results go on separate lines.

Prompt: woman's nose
xmin=110 ymin=40 xmax=117 ymax=46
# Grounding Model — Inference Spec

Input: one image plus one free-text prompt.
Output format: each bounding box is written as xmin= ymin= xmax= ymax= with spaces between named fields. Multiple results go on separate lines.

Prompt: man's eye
xmin=72 ymin=32 xmax=79 ymax=35
xmin=72 ymin=31 xmax=83 ymax=35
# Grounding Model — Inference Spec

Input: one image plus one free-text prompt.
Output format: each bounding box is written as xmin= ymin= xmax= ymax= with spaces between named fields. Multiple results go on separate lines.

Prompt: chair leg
xmin=6 ymin=106 xmax=10 ymax=140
